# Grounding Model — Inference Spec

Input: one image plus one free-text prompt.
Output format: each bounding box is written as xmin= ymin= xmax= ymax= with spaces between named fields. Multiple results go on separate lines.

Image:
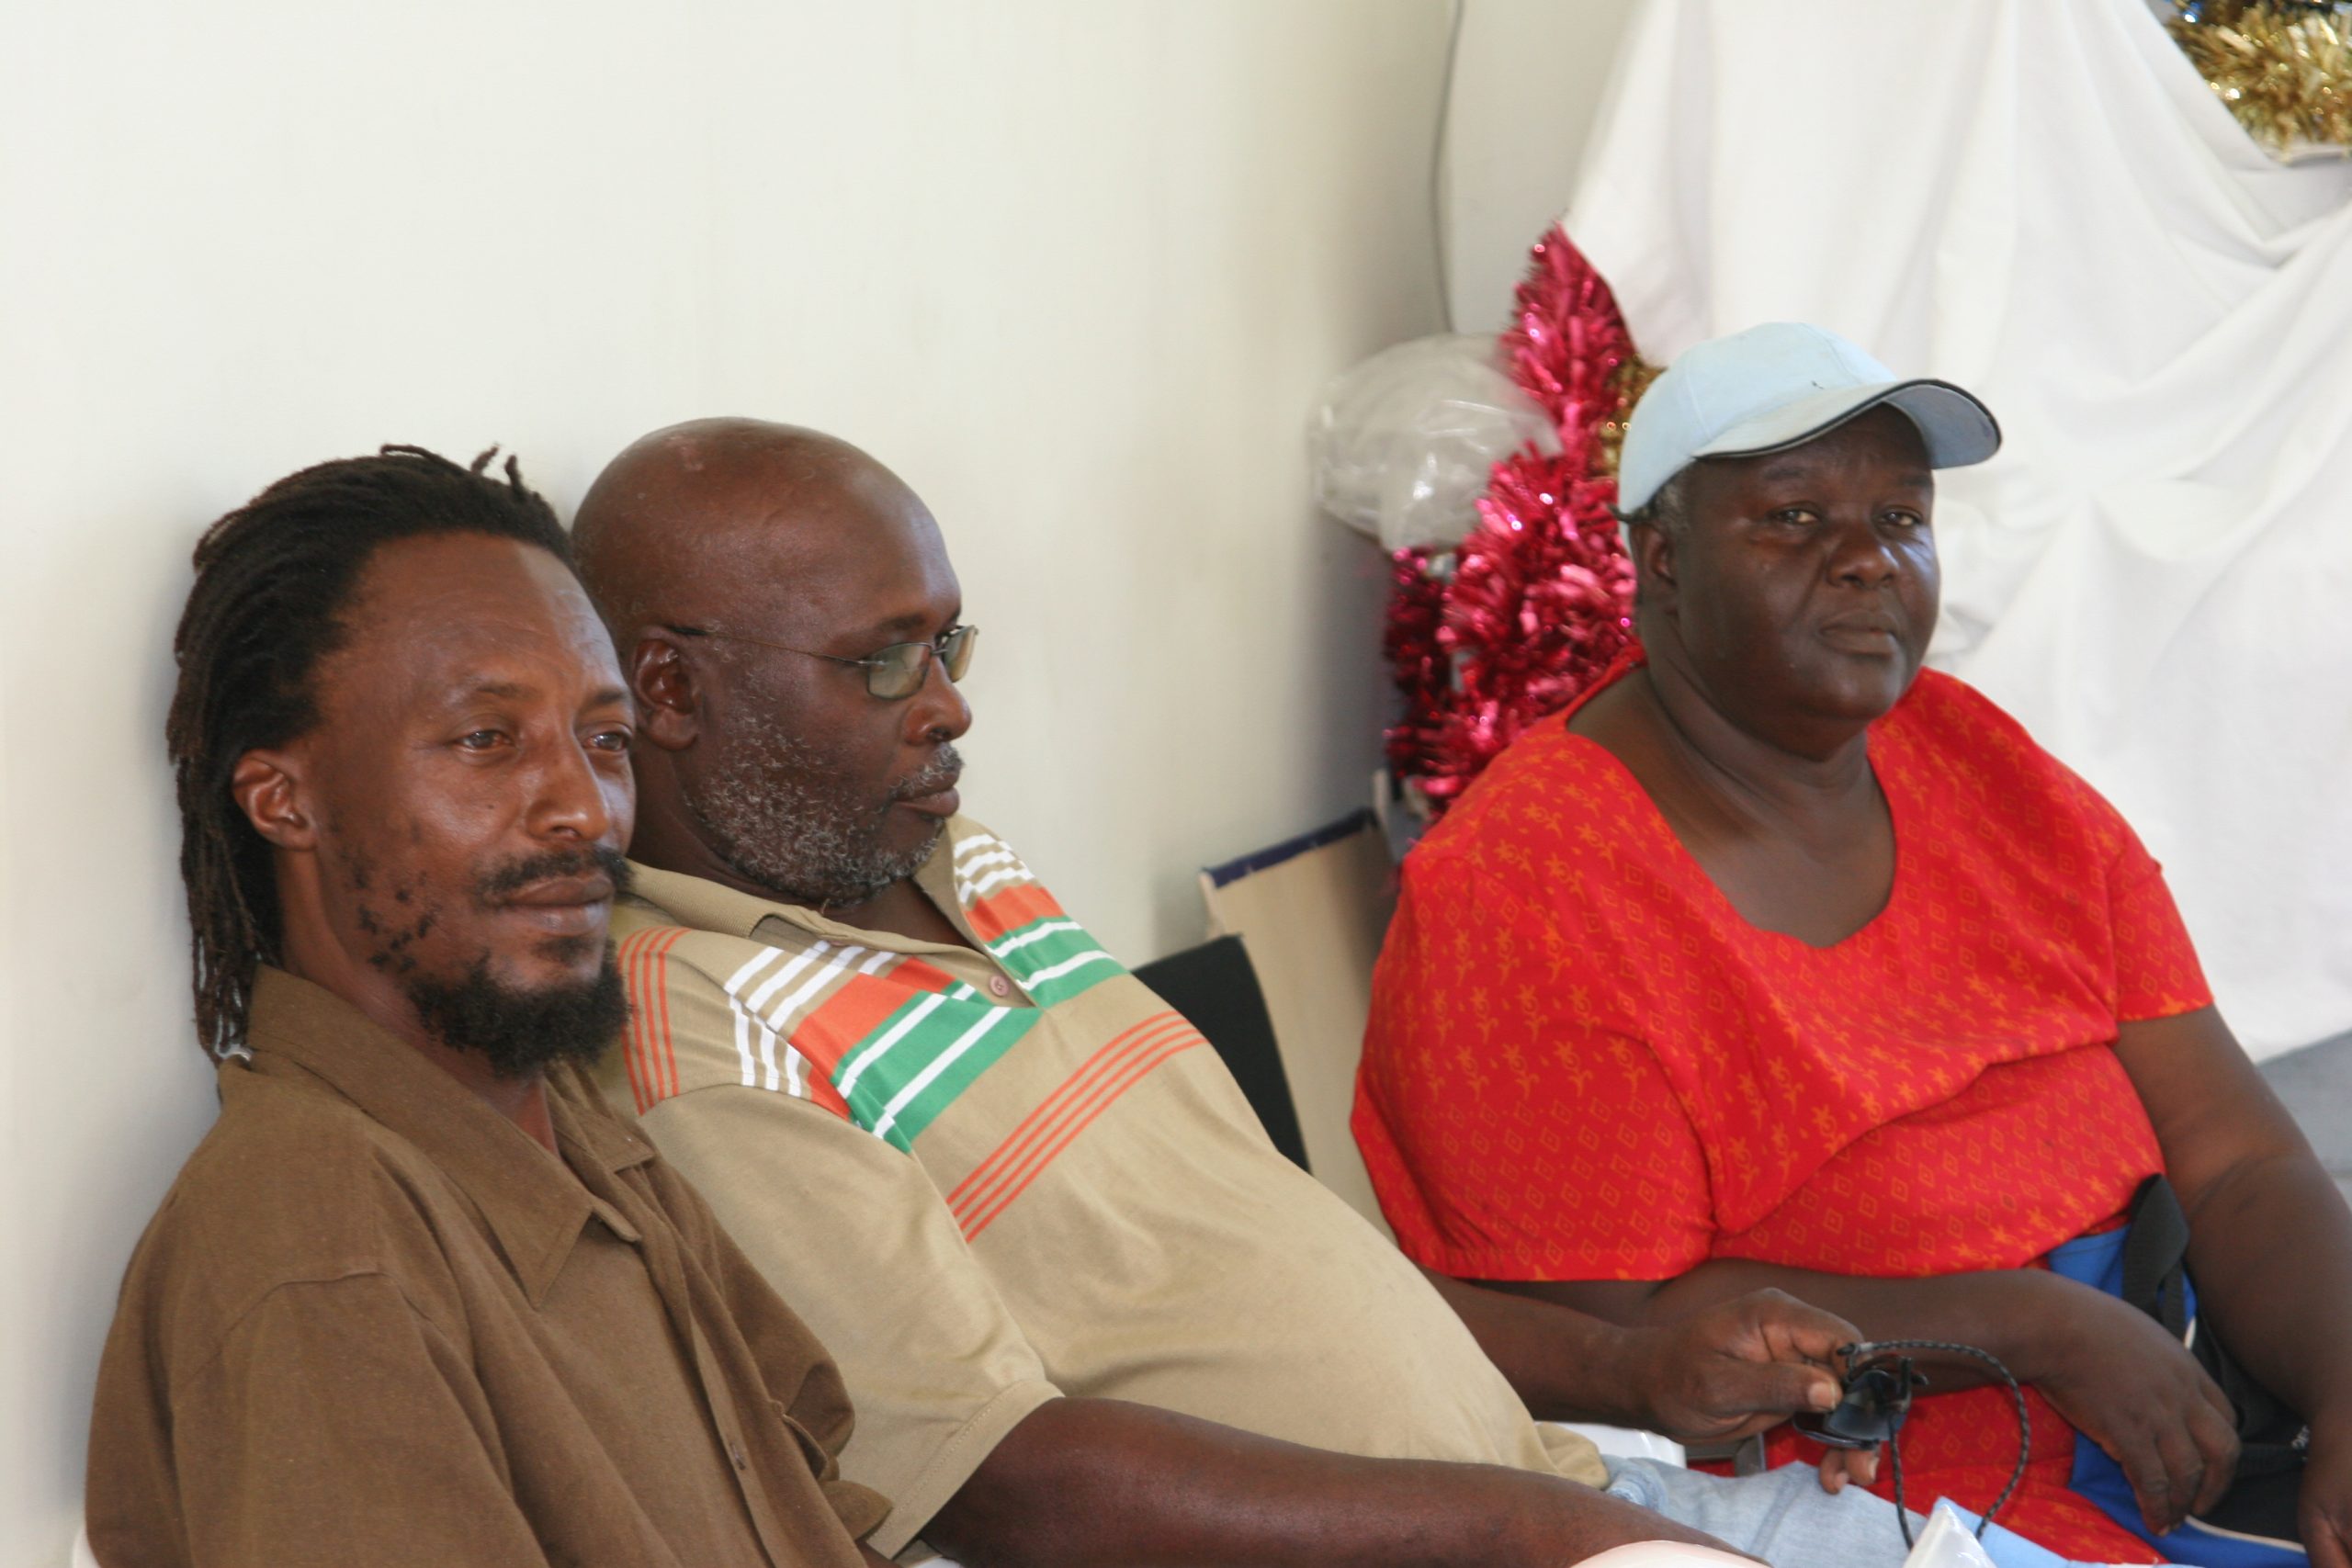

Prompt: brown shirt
xmin=87 ymin=966 xmax=888 ymax=1568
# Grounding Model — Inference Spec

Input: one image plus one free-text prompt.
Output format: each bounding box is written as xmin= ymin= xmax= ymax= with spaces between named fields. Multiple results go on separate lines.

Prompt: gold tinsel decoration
xmin=1594 ymin=355 xmax=1660 ymax=479
xmin=2169 ymin=2 xmax=2352 ymax=157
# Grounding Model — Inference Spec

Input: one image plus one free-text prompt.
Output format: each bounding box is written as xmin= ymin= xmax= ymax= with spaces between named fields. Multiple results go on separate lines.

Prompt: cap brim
xmin=1692 ymin=378 xmax=2001 ymax=472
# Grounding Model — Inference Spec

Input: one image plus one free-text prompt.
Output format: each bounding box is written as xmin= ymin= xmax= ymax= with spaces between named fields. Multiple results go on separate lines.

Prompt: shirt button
xmin=729 ymin=1438 xmax=748 ymax=1472
xmin=988 ymin=976 xmax=1012 ymax=998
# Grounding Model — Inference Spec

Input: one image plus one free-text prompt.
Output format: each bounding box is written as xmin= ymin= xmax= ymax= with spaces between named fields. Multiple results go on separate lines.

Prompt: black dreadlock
xmin=165 ymin=445 xmax=570 ymax=1057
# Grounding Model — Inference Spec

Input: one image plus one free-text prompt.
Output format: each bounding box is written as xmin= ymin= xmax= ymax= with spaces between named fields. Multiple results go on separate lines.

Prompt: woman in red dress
xmin=1355 ymin=324 xmax=2352 ymax=1568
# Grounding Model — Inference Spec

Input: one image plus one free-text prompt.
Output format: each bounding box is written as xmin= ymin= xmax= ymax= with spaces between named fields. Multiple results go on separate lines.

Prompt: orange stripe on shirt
xmin=647 ymin=927 xmax=686 ymax=1100
xmin=964 ymin=882 xmax=1066 ymax=945
xmin=617 ymin=927 xmax=688 ymax=1110
xmin=944 ymin=1012 xmax=1183 ymax=1222
xmin=616 ymin=928 xmax=666 ymax=1111
xmin=890 ymin=955 xmax=959 ymax=994
xmin=946 ymin=1011 xmax=1193 ymax=1226
xmin=960 ymin=1027 xmax=1206 ymax=1240
xmin=792 ymin=974 xmax=910 ymax=1079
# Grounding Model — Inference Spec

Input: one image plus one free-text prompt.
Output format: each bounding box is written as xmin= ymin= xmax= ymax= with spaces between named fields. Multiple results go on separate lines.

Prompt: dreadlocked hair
xmin=166 ymin=445 xmax=571 ymax=1057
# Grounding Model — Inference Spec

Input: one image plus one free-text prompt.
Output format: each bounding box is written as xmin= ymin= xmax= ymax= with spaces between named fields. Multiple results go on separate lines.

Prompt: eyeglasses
xmin=665 ymin=622 xmax=978 ymax=700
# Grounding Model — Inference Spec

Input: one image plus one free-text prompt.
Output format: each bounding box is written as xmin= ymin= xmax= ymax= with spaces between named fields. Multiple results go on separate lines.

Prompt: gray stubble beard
xmin=683 ymin=705 xmax=951 ymax=909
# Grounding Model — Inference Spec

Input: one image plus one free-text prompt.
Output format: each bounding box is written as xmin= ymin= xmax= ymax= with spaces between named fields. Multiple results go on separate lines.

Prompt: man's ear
xmin=630 ymin=631 xmax=701 ymax=753
xmin=230 ymin=750 xmax=316 ymax=850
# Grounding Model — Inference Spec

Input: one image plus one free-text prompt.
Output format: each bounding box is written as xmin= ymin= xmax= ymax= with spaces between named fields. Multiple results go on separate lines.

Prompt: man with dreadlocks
xmin=86 ymin=446 xmax=893 ymax=1568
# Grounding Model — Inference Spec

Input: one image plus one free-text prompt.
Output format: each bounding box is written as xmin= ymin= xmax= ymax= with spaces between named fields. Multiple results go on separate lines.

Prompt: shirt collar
xmin=240 ymin=965 xmax=658 ymax=1305
xmin=622 ymin=821 xmax=980 ymax=953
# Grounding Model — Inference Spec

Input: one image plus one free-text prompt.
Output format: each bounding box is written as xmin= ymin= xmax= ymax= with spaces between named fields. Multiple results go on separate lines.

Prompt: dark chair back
xmin=1134 ymin=934 xmax=1310 ymax=1170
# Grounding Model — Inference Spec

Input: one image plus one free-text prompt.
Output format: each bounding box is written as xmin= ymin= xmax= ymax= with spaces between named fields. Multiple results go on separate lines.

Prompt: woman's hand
xmin=2114 ymin=1007 xmax=2352 ymax=1563
xmin=2026 ymin=1286 xmax=2239 ymax=1536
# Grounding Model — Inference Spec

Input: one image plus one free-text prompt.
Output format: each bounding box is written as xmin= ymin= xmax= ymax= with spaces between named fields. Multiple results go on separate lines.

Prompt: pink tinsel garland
xmin=1384 ymin=229 xmax=1643 ymax=807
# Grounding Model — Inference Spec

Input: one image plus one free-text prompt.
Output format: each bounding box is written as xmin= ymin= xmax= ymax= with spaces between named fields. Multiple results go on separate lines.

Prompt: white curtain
xmin=1565 ymin=0 xmax=2352 ymax=1058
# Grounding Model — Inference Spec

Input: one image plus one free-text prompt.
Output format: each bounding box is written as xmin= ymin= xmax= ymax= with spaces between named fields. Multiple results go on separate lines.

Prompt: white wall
xmin=0 ymin=3 xmax=1450 ymax=1555
xmin=1442 ymin=0 xmax=1640 ymax=332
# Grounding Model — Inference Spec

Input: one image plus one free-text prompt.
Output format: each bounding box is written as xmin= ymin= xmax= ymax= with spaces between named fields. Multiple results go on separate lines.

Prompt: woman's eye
xmin=588 ymin=728 xmax=634 ymax=753
xmin=457 ymin=729 xmax=505 ymax=751
xmin=1883 ymin=511 xmax=1926 ymax=529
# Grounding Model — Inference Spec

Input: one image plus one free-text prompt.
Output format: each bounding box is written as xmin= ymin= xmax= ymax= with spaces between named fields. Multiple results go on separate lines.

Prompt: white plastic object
xmin=1579 ymin=1541 xmax=1764 ymax=1568
xmin=1901 ymin=1501 xmax=2001 ymax=1568
xmin=69 ymin=1521 xmax=99 ymax=1568
xmin=1307 ymin=333 xmax=1558 ymax=552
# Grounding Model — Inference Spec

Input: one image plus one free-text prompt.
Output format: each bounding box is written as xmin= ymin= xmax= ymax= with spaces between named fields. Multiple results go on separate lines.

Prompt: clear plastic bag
xmin=1307 ymin=333 xmax=1558 ymax=553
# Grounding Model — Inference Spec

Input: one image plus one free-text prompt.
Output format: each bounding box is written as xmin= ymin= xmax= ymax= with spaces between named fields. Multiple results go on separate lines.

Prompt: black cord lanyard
xmin=1852 ymin=1340 xmax=2031 ymax=1548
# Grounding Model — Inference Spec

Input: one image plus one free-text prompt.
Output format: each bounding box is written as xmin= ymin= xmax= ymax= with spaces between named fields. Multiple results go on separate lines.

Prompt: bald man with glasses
xmin=568 ymin=419 xmax=1931 ymax=1568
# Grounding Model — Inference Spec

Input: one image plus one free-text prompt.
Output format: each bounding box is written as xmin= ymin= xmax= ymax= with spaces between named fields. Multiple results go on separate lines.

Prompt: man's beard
xmin=368 ymin=845 xmax=636 ymax=1080
xmin=403 ymin=944 xmax=630 ymax=1080
xmin=683 ymin=707 xmax=958 ymax=908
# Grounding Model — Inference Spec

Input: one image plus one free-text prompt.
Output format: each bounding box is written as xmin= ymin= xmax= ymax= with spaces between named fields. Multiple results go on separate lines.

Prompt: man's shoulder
xmin=117 ymin=1066 xmax=469 ymax=1362
xmin=600 ymin=902 xmax=890 ymax=1127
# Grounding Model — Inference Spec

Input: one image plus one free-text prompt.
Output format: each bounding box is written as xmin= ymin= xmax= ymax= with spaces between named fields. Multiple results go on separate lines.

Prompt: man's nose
xmin=903 ymin=650 xmax=972 ymax=743
xmin=528 ymin=733 xmax=621 ymax=842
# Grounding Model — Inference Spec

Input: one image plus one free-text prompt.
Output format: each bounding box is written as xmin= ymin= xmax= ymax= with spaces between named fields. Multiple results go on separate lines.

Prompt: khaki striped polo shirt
xmin=594 ymin=818 xmax=1604 ymax=1558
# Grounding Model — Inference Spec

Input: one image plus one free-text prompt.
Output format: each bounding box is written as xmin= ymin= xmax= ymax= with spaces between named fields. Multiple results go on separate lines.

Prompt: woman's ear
xmin=630 ymin=631 xmax=701 ymax=753
xmin=230 ymin=750 xmax=316 ymax=850
xmin=1630 ymin=517 xmax=1680 ymax=617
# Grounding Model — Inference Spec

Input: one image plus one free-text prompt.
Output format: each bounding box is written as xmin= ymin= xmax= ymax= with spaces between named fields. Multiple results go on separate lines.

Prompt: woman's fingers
xmin=2143 ymin=1413 xmax=2209 ymax=1534
xmin=2182 ymin=1387 xmax=2241 ymax=1517
xmin=1810 ymin=1445 xmax=1879 ymax=1495
xmin=2111 ymin=1420 xmax=2183 ymax=1536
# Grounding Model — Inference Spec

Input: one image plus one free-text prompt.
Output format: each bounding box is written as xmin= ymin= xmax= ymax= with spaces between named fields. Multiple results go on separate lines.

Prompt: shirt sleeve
xmin=162 ymin=1274 xmax=551 ymax=1568
xmin=2104 ymin=827 xmax=2215 ymax=1022
xmin=1354 ymin=848 xmax=1718 ymax=1281
xmin=638 ymin=1078 xmax=1062 ymax=1558
xmin=2043 ymin=758 xmax=2215 ymax=1022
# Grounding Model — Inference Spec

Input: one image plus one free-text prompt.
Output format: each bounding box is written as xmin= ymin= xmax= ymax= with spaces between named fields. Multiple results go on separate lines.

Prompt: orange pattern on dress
xmin=1354 ymin=650 xmax=2212 ymax=1563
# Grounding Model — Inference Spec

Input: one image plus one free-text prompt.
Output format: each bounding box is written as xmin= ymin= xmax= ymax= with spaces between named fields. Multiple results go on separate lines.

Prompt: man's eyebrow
xmin=857 ymin=609 xmax=954 ymax=640
xmin=441 ymin=680 xmax=632 ymax=708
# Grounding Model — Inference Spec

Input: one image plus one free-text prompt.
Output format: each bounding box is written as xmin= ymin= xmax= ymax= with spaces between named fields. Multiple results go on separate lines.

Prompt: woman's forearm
xmin=1503 ymin=1261 xmax=2098 ymax=1388
xmin=1425 ymin=1268 xmax=1857 ymax=1435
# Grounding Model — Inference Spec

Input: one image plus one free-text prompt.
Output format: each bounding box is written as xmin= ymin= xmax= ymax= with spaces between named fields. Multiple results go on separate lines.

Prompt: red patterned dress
xmin=1354 ymin=649 xmax=2212 ymax=1562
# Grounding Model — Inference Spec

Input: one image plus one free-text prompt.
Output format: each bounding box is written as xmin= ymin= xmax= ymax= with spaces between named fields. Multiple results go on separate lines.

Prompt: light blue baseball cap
xmin=1615 ymin=322 xmax=2000 ymax=516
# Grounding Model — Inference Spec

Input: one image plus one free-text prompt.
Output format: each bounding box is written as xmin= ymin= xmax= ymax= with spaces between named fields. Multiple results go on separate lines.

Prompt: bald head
xmin=571 ymin=417 xmax=973 ymax=917
xmin=572 ymin=418 xmax=933 ymax=637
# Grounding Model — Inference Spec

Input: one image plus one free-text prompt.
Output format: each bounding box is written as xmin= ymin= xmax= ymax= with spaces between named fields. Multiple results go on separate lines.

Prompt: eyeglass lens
xmin=869 ymin=625 xmax=978 ymax=699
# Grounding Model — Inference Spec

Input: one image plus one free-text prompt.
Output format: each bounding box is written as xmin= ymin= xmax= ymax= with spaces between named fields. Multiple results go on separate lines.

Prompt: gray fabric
xmin=2260 ymin=1031 xmax=2352 ymax=1208
xmin=1605 ymin=1458 xmax=2107 ymax=1568
xmin=1606 ymin=1456 xmax=1923 ymax=1568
